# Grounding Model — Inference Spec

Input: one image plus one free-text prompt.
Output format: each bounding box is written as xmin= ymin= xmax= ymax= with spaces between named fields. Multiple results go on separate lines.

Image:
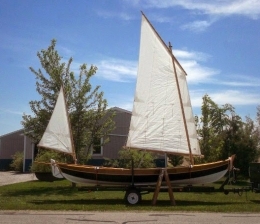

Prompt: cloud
xmin=141 ymin=0 xmax=260 ymax=19
xmin=174 ymin=49 xmax=220 ymax=84
xmin=96 ymin=10 xmax=135 ymax=21
xmin=59 ymin=46 xmax=74 ymax=58
xmin=130 ymin=0 xmax=260 ymax=31
xmin=96 ymin=58 xmax=137 ymax=82
xmin=190 ymin=89 xmax=260 ymax=109
xmin=181 ymin=20 xmax=214 ymax=32
xmin=0 ymin=108 xmax=23 ymax=116
xmin=110 ymin=100 xmax=133 ymax=111
xmin=174 ymin=49 xmax=260 ymax=88
xmin=211 ymin=90 xmax=260 ymax=105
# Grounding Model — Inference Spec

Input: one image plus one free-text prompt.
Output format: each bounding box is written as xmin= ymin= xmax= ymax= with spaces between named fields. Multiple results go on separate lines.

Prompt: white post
xmin=31 ymin=143 xmax=35 ymax=164
xmin=23 ymin=135 xmax=26 ymax=173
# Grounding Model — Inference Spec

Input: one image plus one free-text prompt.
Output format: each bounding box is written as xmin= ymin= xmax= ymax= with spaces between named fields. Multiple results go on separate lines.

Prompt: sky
xmin=0 ymin=0 xmax=260 ymax=136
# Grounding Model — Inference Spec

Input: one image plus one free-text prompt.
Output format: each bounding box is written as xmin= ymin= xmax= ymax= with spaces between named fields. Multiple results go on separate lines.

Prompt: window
xmin=92 ymin=137 xmax=103 ymax=155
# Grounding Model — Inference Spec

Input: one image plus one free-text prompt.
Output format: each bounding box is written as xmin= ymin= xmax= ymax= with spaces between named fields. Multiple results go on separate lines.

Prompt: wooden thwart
xmin=152 ymin=168 xmax=176 ymax=205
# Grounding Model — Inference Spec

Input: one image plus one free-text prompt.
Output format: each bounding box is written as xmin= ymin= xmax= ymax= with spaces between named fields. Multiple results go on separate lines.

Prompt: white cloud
xmin=211 ymin=90 xmax=260 ymax=105
xmin=174 ymin=49 xmax=211 ymax=62
xmin=130 ymin=0 xmax=260 ymax=31
xmin=96 ymin=10 xmax=135 ymax=21
xmin=181 ymin=20 xmax=213 ymax=32
xmin=59 ymin=46 xmax=74 ymax=58
xmin=174 ymin=49 xmax=260 ymax=87
xmin=110 ymin=101 xmax=133 ymax=111
xmin=219 ymin=81 xmax=260 ymax=87
xmin=0 ymin=108 xmax=23 ymax=116
xmin=190 ymin=89 xmax=260 ymax=109
xmin=96 ymin=58 xmax=137 ymax=82
xmin=141 ymin=0 xmax=260 ymax=19
xmin=147 ymin=14 xmax=174 ymax=23
xmin=174 ymin=49 xmax=220 ymax=83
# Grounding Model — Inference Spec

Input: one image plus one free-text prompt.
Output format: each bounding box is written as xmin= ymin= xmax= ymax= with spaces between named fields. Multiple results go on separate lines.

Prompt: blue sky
xmin=1 ymin=0 xmax=260 ymax=135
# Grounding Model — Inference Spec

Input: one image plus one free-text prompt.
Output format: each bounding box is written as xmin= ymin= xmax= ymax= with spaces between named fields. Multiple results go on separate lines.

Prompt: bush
xmin=31 ymin=149 xmax=72 ymax=173
xmin=104 ymin=149 xmax=157 ymax=168
xmin=10 ymin=151 xmax=24 ymax=172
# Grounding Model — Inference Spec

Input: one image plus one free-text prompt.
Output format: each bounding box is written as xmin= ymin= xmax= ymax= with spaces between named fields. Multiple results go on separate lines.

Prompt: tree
xmin=257 ymin=105 xmax=260 ymax=126
xmin=197 ymin=95 xmax=232 ymax=162
xmin=22 ymin=39 xmax=115 ymax=163
xmin=222 ymin=116 xmax=259 ymax=175
xmin=196 ymin=94 xmax=259 ymax=176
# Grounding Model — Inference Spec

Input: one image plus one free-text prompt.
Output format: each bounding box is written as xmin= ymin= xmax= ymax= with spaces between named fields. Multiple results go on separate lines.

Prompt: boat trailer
xmin=78 ymin=165 xmax=259 ymax=205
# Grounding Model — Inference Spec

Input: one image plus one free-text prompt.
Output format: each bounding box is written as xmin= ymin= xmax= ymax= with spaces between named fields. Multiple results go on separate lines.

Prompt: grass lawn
xmin=0 ymin=178 xmax=260 ymax=212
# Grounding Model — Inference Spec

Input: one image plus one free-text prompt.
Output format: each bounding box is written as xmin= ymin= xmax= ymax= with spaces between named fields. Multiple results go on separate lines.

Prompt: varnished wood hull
xmin=52 ymin=157 xmax=233 ymax=186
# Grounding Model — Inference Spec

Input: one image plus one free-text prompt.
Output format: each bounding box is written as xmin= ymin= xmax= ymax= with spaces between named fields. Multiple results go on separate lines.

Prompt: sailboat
xmin=38 ymin=13 xmax=234 ymax=189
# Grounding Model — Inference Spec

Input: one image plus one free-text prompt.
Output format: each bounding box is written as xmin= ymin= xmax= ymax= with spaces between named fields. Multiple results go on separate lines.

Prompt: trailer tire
xmin=125 ymin=189 xmax=141 ymax=205
xmin=224 ymin=190 xmax=229 ymax=195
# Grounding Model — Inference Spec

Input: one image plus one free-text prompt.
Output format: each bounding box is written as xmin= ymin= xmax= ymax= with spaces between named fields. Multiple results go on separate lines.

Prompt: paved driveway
xmin=0 ymin=171 xmax=36 ymax=186
xmin=0 ymin=210 xmax=260 ymax=224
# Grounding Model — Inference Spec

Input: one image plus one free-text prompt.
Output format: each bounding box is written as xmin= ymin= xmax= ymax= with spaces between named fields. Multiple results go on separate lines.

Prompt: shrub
xmin=10 ymin=151 xmax=24 ymax=172
xmin=104 ymin=149 xmax=157 ymax=168
xmin=31 ymin=149 xmax=72 ymax=173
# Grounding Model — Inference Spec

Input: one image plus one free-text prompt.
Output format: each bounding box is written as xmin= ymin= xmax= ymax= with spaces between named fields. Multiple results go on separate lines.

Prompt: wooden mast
xmin=168 ymin=42 xmax=193 ymax=165
xmin=141 ymin=12 xmax=194 ymax=164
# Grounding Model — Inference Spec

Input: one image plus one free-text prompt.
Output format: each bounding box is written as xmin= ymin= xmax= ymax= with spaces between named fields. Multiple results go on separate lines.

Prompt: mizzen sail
xmin=126 ymin=14 xmax=201 ymax=156
xmin=38 ymin=86 xmax=74 ymax=155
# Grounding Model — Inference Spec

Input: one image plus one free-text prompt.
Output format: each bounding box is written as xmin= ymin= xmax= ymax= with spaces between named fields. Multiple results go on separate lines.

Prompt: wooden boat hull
xmin=52 ymin=157 xmax=233 ymax=186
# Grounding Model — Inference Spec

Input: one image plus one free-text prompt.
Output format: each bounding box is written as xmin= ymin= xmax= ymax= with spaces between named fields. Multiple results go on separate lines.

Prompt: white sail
xmin=126 ymin=14 xmax=201 ymax=156
xmin=38 ymin=87 xmax=74 ymax=154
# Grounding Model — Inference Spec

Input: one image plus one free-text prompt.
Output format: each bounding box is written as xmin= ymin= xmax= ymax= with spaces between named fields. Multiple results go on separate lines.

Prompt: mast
xmin=141 ymin=12 xmax=193 ymax=164
xmin=168 ymin=43 xmax=193 ymax=164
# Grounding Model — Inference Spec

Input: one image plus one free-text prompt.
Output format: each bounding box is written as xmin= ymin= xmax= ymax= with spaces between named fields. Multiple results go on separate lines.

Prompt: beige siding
xmin=0 ymin=130 xmax=24 ymax=159
xmin=0 ymin=129 xmax=34 ymax=160
xmin=0 ymin=107 xmax=132 ymax=162
xmin=92 ymin=108 xmax=131 ymax=160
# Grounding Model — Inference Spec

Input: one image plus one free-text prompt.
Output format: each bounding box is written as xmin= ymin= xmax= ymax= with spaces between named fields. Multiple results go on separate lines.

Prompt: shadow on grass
xmin=2 ymin=186 xmax=78 ymax=197
xmin=250 ymin=200 xmax=260 ymax=204
xmin=28 ymin=198 xmax=243 ymax=207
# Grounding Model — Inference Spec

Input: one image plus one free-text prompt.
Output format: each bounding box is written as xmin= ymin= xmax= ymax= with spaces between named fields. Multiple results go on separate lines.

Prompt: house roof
xmin=0 ymin=129 xmax=24 ymax=138
xmin=110 ymin=107 xmax=132 ymax=114
xmin=0 ymin=107 xmax=131 ymax=138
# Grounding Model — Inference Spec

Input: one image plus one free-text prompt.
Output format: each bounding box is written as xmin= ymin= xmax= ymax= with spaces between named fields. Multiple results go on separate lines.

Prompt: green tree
xmin=198 ymin=95 xmax=232 ymax=162
xmin=22 ymin=39 xmax=115 ymax=164
xmin=222 ymin=116 xmax=259 ymax=175
xmin=196 ymin=95 xmax=259 ymax=176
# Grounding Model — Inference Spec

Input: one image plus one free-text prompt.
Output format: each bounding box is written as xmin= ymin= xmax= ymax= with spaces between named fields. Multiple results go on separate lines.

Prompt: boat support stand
xmin=151 ymin=168 xmax=176 ymax=206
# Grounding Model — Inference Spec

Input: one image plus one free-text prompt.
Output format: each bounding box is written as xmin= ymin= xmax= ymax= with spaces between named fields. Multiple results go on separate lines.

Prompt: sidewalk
xmin=0 ymin=171 xmax=37 ymax=186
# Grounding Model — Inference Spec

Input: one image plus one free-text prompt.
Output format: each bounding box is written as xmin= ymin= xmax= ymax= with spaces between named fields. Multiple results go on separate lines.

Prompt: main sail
xmin=38 ymin=86 xmax=74 ymax=155
xmin=126 ymin=14 xmax=201 ymax=156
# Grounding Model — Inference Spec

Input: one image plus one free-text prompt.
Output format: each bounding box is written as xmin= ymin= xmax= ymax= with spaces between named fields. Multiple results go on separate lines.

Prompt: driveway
xmin=0 ymin=210 xmax=260 ymax=224
xmin=0 ymin=171 xmax=37 ymax=186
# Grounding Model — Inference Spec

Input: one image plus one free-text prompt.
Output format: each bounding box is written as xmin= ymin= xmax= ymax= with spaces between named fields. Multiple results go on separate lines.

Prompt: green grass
xmin=0 ymin=179 xmax=260 ymax=212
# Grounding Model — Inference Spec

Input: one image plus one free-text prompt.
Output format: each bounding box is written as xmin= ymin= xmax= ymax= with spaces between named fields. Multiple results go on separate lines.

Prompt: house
xmin=0 ymin=129 xmax=35 ymax=172
xmin=0 ymin=107 xmax=132 ymax=172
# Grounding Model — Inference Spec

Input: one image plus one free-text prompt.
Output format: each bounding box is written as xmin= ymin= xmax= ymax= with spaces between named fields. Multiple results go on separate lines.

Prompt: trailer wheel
xmin=125 ymin=189 xmax=141 ymax=205
xmin=224 ymin=190 xmax=229 ymax=195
